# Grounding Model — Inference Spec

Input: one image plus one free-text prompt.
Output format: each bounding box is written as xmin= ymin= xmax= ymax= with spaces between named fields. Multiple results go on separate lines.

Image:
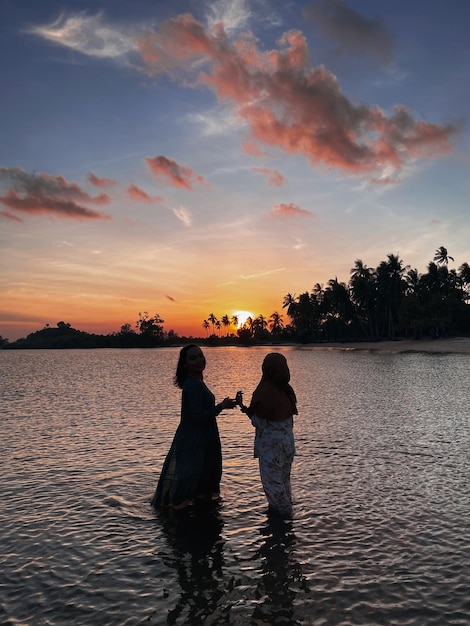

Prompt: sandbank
xmin=302 ymin=337 xmax=470 ymax=355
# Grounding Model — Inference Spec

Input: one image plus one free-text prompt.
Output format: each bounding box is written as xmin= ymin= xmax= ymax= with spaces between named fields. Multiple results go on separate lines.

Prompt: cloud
xmin=126 ymin=183 xmax=163 ymax=203
xmin=0 ymin=210 xmax=23 ymax=223
xmin=134 ymin=14 xmax=458 ymax=180
xmin=88 ymin=172 xmax=118 ymax=187
xmin=172 ymin=206 xmax=192 ymax=226
xmin=188 ymin=106 xmax=244 ymax=136
xmin=303 ymin=0 xmax=394 ymax=64
xmin=27 ymin=11 xmax=138 ymax=60
xmin=252 ymin=167 xmax=286 ymax=186
xmin=242 ymin=141 xmax=269 ymax=157
xmin=206 ymin=0 xmax=252 ymax=35
xmin=145 ymin=155 xmax=208 ymax=190
xmin=239 ymin=268 xmax=285 ymax=280
xmin=270 ymin=203 xmax=314 ymax=218
xmin=30 ymin=10 xmax=458 ymax=180
xmin=0 ymin=167 xmax=111 ymax=221
xmin=166 ymin=295 xmax=176 ymax=302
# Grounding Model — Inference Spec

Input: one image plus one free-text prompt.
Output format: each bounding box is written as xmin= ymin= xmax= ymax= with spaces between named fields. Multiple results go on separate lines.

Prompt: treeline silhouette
xmin=280 ymin=246 xmax=470 ymax=343
xmin=2 ymin=246 xmax=469 ymax=349
xmin=202 ymin=246 xmax=470 ymax=344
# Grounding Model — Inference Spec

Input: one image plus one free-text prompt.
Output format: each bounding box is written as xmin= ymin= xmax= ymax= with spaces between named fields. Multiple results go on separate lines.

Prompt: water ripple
xmin=1 ymin=348 xmax=469 ymax=625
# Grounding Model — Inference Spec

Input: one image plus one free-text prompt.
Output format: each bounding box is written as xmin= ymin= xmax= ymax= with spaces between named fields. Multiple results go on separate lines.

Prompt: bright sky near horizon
xmin=1 ymin=0 xmax=469 ymax=340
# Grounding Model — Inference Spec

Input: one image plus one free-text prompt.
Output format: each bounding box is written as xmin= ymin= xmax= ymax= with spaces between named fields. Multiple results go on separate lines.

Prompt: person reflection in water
xmin=253 ymin=516 xmax=307 ymax=624
xmin=237 ymin=352 xmax=298 ymax=519
xmin=151 ymin=344 xmax=237 ymax=511
xmin=156 ymin=508 xmax=226 ymax=624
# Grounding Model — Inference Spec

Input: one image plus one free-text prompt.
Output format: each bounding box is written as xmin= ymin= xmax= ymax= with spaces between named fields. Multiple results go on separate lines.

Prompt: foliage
xmin=280 ymin=246 xmax=470 ymax=342
xmin=3 ymin=246 xmax=469 ymax=349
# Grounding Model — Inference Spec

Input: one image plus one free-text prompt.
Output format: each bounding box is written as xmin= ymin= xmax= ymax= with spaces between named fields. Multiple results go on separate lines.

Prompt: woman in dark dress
xmin=151 ymin=344 xmax=237 ymax=511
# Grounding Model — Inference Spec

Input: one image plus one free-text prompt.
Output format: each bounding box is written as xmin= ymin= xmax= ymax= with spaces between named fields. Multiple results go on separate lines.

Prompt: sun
xmin=232 ymin=310 xmax=254 ymax=328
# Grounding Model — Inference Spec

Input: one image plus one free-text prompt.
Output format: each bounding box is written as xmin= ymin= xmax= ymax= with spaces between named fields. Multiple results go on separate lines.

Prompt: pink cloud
xmin=270 ymin=203 xmax=314 ymax=218
xmin=0 ymin=167 xmax=111 ymax=220
xmin=252 ymin=167 xmax=286 ymax=186
xmin=136 ymin=16 xmax=458 ymax=179
xmin=0 ymin=209 xmax=23 ymax=223
xmin=126 ymin=183 xmax=164 ymax=203
xmin=242 ymin=141 xmax=268 ymax=157
xmin=87 ymin=172 xmax=118 ymax=188
xmin=145 ymin=155 xmax=208 ymax=190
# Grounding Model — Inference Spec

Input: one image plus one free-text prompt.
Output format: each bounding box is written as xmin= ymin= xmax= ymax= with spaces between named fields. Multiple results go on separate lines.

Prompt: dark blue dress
xmin=151 ymin=377 xmax=223 ymax=507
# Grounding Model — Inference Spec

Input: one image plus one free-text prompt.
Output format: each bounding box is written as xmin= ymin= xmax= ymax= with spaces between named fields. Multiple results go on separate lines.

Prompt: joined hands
xmin=221 ymin=391 xmax=248 ymax=412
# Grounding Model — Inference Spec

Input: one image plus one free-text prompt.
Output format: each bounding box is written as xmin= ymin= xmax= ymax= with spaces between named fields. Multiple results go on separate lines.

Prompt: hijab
xmin=248 ymin=353 xmax=298 ymax=422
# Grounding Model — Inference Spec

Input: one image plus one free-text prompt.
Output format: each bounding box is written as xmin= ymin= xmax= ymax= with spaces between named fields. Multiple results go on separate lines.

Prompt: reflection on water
xmin=253 ymin=514 xmax=307 ymax=625
xmin=156 ymin=506 xmax=226 ymax=625
xmin=1 ymin=347 xmax=469 ymax=625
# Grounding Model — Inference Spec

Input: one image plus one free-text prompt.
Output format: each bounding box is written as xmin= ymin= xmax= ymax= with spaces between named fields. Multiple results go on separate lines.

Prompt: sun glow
xmin=233 ymin=310 xmax=254 ymax=328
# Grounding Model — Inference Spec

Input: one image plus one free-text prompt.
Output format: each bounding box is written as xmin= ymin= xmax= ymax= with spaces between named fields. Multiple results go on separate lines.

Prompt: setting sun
xmin=233 ymin=311 xmax=255 ymax=328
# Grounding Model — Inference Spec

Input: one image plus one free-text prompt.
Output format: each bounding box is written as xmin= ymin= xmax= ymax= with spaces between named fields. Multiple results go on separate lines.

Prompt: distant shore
xmin=302 ymin=336 xmax=470 ymax=355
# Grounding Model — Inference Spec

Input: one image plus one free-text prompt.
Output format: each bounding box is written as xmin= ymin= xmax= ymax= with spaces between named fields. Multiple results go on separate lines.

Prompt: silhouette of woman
xmin=237 ymin=352 xmax=298 ymax=518
xmin=151 ymin=344 xmax=237 ymax=510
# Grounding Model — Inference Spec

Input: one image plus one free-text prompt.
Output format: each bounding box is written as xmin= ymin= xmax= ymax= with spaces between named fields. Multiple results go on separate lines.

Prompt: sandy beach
xmin=306 ymin=336 xmax=470 ymax=355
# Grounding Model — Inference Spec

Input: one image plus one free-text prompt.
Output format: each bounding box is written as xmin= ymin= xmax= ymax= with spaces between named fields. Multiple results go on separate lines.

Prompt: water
xmin=1 ymin=346 xmax=469 ymax=625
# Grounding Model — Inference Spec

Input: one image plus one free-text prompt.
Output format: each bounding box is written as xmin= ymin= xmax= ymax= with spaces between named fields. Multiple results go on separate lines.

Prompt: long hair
xmin=174 ymin=343 xmax=200 ymax=389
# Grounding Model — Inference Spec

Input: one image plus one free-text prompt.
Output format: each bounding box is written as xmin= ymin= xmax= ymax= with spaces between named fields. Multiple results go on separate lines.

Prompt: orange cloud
xmin=252 ymin=167 xmax=285 ymax=186
xmin=136 ymin=15 xmax=458 ymax=179
xmin=145 ymin=155 xmax=208 ymax=190
xmin=88 ymin=172 xmax=118 ymax=187
xmin=0 ymin=167 xmax=111 ymax=221
xmin=270 ymin=203 xmax=314 ymax=218
xmin=126 ymin=183 xmax=164 ymax=203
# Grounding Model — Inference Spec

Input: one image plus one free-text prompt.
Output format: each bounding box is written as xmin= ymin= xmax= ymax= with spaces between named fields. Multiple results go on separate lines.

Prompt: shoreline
xmin=300 ymin=336 xmax=470 ymax=355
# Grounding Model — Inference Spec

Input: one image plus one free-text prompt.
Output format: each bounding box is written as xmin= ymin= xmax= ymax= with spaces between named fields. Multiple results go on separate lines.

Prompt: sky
xmin=1 ymin=0 xmax=469 ymax=340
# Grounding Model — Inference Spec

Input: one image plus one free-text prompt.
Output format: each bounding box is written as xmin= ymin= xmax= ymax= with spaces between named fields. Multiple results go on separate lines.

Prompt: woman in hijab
xmin=237 ymin=352 xmax=298 ymax=518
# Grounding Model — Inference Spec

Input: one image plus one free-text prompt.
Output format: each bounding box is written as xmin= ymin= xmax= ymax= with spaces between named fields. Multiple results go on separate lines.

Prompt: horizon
xmin=1 ymin=0 xmax=469 ymax=342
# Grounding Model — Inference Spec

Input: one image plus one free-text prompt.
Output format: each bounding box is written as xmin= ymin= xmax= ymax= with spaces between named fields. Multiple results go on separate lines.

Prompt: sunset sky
xmin=1 ymin=0 xmax=469 ymax=340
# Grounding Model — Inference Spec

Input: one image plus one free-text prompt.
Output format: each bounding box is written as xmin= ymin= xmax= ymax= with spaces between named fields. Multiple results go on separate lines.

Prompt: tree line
xmin=2 ymin=246 xmax=469 ymax=349
xmin=1 ymin=313 xmax=171 ymax=349
xmin=202 ymin=246 xmax=470 ymax=344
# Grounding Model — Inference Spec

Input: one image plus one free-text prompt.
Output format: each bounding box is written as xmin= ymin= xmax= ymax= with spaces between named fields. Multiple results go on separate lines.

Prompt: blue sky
xmin=1 ymin=0 xmax=469 ymax=339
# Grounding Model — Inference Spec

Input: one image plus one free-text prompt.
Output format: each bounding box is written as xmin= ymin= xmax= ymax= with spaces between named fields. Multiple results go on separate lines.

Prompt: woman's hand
xmin=235 ymin=391 xmax=249 ymax=413
xmin=221 ymin=397 xmax=237 ymax=409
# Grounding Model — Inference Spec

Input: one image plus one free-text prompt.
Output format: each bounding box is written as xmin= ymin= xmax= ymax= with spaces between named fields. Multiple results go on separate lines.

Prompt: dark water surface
xmin=1 ymin=347 xmax=469 ymax=625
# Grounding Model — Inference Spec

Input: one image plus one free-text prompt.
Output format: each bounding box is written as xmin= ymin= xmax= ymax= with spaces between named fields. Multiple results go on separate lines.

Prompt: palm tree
xmin=458 ymin=262 xmax=470 ymax=303
xmin=404 ymin=268 xmax=421 ymax=296
xmin=322 ymin=278 xmax=355 ymax=341
xmin=282 ymin=293 xmax=297 ymax=317
xmin=433 ymin=246 xmax=454 ymax=266
xmin=221 ymin=314 xmax=230 ymax=336
xmin=282 ymin=293 xmax=300 ymax=336
xmin=376 ymin=254 xmax=408 ymax=339
xmin=244 ymin=316 xmax=253 ymax=334
xmin=349 ymin=260 xmax=377 ymax=339
xmin=208 ymin=313 xmax=217 ymax=335
xmin=202 ymin=319 xmax=210 ymax=336
xmin=253 ymin=314 xmax=267 ymax=331
xmin=230 ymin=314 xmax=239 ymax=329
xmin=269 ymin=311 xmax=284 ymax=335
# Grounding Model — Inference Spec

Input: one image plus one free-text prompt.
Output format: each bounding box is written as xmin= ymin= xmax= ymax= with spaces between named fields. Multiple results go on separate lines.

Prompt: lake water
xmin=1 ymin=346 xmax=469 ymax=626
